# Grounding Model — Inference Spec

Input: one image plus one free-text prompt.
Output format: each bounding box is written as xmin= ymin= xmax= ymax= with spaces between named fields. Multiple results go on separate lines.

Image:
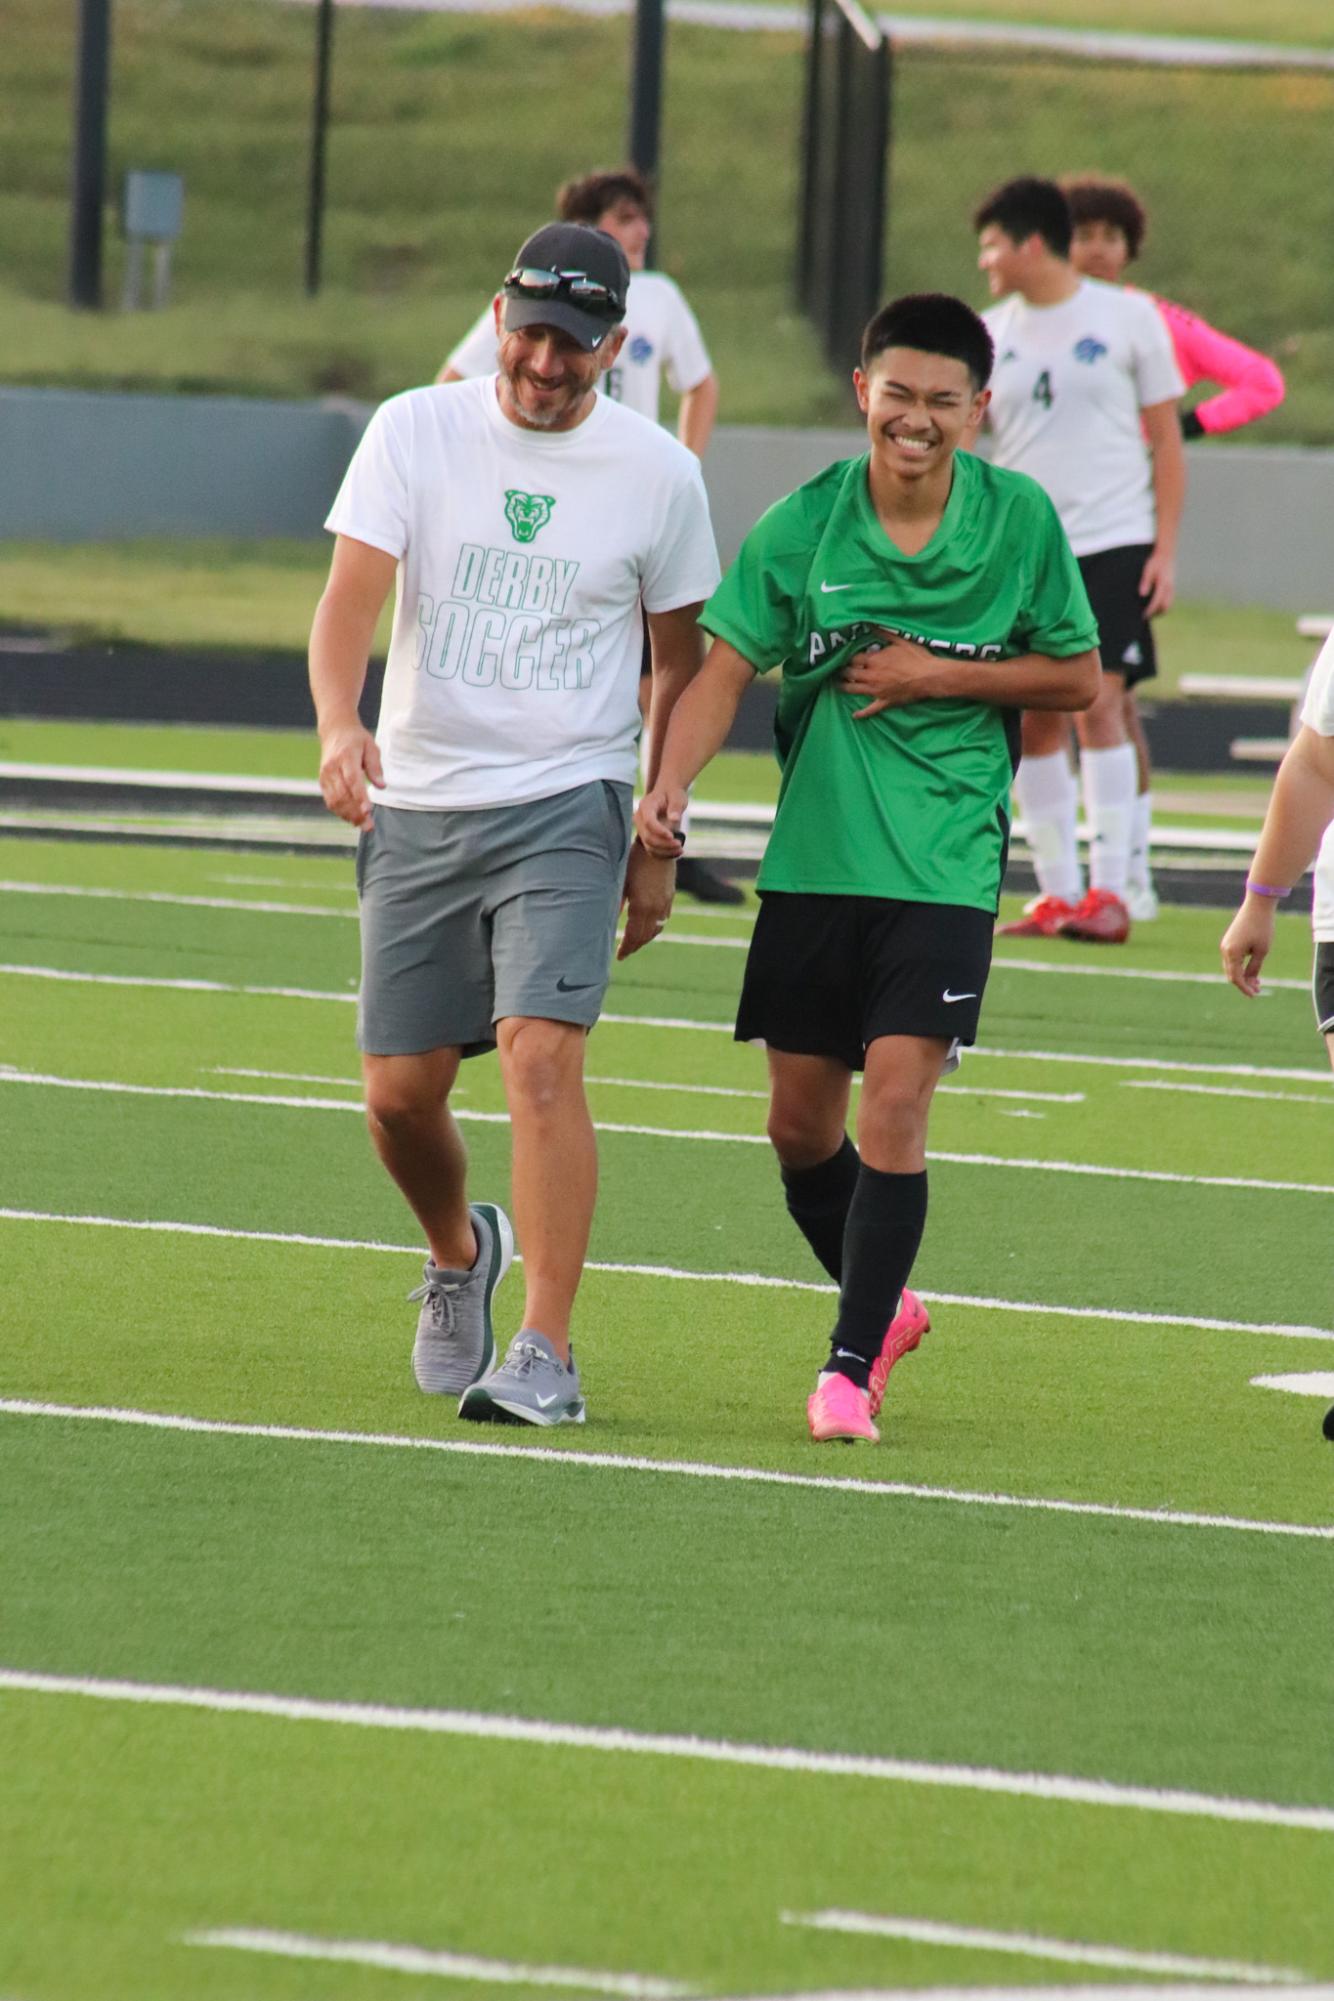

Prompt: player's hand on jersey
xmin=1220 ymin=898 xmax=1278 ymax=998
xmin=618 ymin=838 xmax=676 ymax=960
xmin=318 ymin=722 xmax=384 ymax=831
xmin=634 ymin=783 xmax=688 ymax=859
xmin=838 ymin=631 xmax=939 ymax=717
xmin=1139 ymin=547 xmax=1176 ymax=619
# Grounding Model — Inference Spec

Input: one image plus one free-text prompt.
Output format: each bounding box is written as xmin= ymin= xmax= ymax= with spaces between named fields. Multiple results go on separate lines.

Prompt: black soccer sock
xmin=826 ymin=1167 xmax=929 ymax=1387
xmin=780 ymin=1135 xmax=860 ymax=1281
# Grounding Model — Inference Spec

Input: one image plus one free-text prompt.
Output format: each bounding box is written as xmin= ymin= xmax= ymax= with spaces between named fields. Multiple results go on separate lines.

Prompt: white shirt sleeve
xmin=444 ymin=302 xmax=501 ymax=379
xmin=324 ymin=397 xmax=413 ymax=559
xmin=641 ymin=460 xmax=722 ymax=614
xmin=658 ymin=281 xmax=713 ymax=396
xmin=1301 ymin=629 xmax=1334 ymax=736
xmin=1127 ymin=291 xmax=1185 ymax=408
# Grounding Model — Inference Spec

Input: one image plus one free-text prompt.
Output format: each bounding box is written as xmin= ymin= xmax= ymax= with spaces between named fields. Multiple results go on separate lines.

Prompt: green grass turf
xmin=2 ymin=0 xmax=1329 ymax=434
xmin=2 ymin=833 xmax=1331 ymax=1999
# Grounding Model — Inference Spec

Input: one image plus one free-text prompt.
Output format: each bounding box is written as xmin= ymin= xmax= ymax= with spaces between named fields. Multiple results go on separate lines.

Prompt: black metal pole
xmin=305 ymin=0 xmax=336 ymax=297
xmin=68 ymin=0 xmax=113 ymax=310
xmin=627 ymin=0 xmax=664 ymax=258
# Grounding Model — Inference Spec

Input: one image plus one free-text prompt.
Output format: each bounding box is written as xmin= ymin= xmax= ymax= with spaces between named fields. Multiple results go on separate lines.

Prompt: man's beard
xmin=500 ymin=357 xmax=582 ymax=429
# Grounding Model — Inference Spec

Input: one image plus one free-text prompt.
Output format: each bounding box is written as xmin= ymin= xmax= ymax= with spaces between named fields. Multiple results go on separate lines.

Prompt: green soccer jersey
xmin=702 ymin=448 xmax=1098 ymax=910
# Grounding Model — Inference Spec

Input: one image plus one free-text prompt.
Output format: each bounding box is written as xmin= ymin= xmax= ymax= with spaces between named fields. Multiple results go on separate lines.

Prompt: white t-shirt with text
xmin=325 ymin=378 xmax=720 ymax=811
xmin=983 ymin=278 xmax=1184 ymax=557
xmin=445 ymin=271 xmax=712 ymax=425
xmin=1301 ymin=628 xmax=1334 ymax=941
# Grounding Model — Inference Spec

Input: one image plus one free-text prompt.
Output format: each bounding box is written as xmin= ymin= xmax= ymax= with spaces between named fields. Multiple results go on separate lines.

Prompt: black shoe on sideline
xmin=676 ymin=857 xmax=745 ymax=905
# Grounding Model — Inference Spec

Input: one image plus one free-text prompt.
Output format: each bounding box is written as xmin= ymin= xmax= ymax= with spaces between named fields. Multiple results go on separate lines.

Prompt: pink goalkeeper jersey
xmin=1149 ymin=293 xmax=1285 ymax=436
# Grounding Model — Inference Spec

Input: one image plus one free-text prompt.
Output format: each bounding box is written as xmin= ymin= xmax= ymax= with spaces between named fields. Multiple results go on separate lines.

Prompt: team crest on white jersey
xmin=504 ymin=489 xmax=556 ymax=545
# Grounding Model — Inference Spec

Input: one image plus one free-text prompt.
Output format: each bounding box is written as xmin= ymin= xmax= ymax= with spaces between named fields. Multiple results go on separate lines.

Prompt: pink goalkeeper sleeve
xmin=1152 ymin=294 xmax=1285 ymax=435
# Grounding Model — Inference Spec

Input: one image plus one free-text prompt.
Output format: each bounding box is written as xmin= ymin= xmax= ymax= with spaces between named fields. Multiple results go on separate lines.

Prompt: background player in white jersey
xmin=312 ymin=222 xmax=721 ymax=1428
xmin=975 ymin=176 xmax=1186 ymax=943
xmin=1221 ymin=627 xmax=1334 ymax=1071
xmin=440 ymin=167 xmax=738 ymax=903
xmin=1063 ymin=172 xmax=1286 ymax=920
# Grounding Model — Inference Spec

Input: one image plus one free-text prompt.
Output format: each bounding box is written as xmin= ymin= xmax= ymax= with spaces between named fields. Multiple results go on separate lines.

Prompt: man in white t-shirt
xmin=313 ymin=221 xmax=721 ymax=1427
xmin=1222 ymin=626 xmax=1334 ymax=1071
xmin=975 ymin=176 xmax=1186 ymax=943
xmin=439 ymin=167 xmax=741 ymax=905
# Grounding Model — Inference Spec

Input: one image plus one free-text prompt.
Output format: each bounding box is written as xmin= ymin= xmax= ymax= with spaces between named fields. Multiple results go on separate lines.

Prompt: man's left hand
xmin=618 ymin=840 xmax=676 ymax=960
xmin=837 ymin=632 xmax=942 ymax=718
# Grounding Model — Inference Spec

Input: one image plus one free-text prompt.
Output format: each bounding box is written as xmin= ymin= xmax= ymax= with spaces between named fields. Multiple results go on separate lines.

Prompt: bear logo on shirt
xmin=504 ymin=490 xmax=557 ymax=545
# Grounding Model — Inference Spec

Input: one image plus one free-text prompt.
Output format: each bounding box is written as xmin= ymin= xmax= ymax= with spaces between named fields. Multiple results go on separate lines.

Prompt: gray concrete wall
xmin=2 ymin=386 xmax=1330 ymax=610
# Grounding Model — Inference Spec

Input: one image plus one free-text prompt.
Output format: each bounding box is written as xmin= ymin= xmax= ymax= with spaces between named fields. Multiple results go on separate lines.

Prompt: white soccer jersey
xmin=444 ymin=271 xmax=713 ymax=425
xmin=983 ymin=278 xmax=1184 ymax=557
xmin=1301 ymin=630 xmax=1334 ymax=941
xmin=326 ymin=378 xmax=720 ymax=812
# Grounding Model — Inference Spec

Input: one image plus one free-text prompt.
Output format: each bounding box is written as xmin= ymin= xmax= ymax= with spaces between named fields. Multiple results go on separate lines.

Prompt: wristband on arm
xmin=1245 ymin=880 xmax=1289 ymax=898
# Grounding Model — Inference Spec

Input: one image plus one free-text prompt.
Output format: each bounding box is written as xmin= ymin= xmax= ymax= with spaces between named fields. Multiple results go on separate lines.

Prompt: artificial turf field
xmin=1 ymin=832 xmax=1332 ymax=2001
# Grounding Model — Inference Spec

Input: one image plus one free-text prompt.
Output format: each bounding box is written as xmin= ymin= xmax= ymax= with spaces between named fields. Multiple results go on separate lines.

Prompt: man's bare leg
xmin=362 ymin=1046 xmax=475 ymax=1269
xmin=495 ymin=1015 xmax=595 ymax=1360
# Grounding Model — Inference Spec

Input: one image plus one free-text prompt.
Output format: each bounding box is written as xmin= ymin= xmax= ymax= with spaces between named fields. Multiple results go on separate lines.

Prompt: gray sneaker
xmin=408 ymin=1203 xmax=514 ymax=1395
xmin=458 ymin=1331 xmax=585 ymax=1427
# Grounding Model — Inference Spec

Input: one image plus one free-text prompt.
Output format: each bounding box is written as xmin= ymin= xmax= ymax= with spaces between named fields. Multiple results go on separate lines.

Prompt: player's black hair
xmin=972 ymin=175 xmax=1073 ymax=258
xmin=556 ymin=167 xmax=654 ymax=227
xmin=1061 ymin=174 xmax=1148 ymax=261
xmin=860 ymin=293 xmax=995 ymax=392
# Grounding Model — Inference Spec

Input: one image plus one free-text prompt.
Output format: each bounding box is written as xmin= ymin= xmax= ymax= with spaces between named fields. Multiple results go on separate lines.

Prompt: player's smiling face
xmin=495 ymin=318 xmax=625 ymax=431
xmin=976 ymin=223 xmax=1027 ymax=297
xmin=855 ymin=347 xmax=987 ymax=478
xmin=1071 ymin=219 xmax=1131 ymax=284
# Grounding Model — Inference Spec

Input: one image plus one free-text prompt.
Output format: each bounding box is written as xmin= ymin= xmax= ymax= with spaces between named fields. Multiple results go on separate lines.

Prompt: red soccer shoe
xmin=1057 ymin=887 xmax=1131 ymax=944
xmin=996 ymin=895 xmax=1074 ymax=938
xmin=868 ymin=1287 xmax=930 ymax=1419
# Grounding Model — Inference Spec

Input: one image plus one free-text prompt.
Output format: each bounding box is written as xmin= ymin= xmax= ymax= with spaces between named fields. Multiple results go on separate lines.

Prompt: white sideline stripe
xmin=5 ymin=965 xmax=1329 ymax=1085
xmin=3 ymin=1401 xmax=1331 ymax=1544
xmin=1 ymin=882 xmax=1310 ymax=991
xmin=3 ymin=1668 xmax=1333 ymax=1830
xmin=4 ymin=1066 xmax=1332 ymax=1197
xmin=780 ymin=1912 xmax=1302 ymax=1985
xmin=1125 ymin=1081 xmax=1332 ymax=1108
xmin=1251 ymin=1374 xmax=1334 ymax=1400
xmin=721 ymin=1991 xmax=1334 ymax=2001
xmin=186 ymin=1927 xmax=692 ymax=1995
xmin=213 ymin=1065 xmax=360 ymax=1087
xmin=3 ymin=1208 xmax=1331 ymax=1346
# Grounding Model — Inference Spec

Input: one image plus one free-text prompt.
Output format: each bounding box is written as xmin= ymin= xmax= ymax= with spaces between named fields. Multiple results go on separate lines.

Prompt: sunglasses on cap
xmin=502 ymin=266 xmax=625 ymax=314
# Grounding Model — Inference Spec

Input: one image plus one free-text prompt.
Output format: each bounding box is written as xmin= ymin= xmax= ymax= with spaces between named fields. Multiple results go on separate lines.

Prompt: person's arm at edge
xmin=1165 ymin=303 xmax=1285 ymax=437
xmin=435 ymin=365 xmax=466 ymax=384
xmin=618 ymin=599 xmax=706 ymax=960
xmin=309 ymin=534 xmax=397 ymax=831
xmin=676 ymin=371 xmax=719 ymax=457
xmin=1220 ymin=726 xmax=1334 ymax=996
xmin=635 ymin=636 xmax=758 ymax=859
xmin=1140 ymin=398 xmax=1186 ymax=618
xmin=838 ymin=638 xmax=1100 ymax=717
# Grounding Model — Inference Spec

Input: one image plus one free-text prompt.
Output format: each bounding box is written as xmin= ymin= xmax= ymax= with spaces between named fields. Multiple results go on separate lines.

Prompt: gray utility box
xmin=122 ymin=170 xmax=184 ymax=309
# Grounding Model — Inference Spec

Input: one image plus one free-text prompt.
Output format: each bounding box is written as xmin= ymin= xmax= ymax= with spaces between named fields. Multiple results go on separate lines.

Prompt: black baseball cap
xmin=500 ymin=223 xmax=630 ymax=352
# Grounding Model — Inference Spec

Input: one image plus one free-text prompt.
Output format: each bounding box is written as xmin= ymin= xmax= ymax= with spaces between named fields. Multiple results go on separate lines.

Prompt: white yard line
xmin=3 ymin=1668 xmax=1332 ymax=1829
xmin=718 ymin=1989 xmax=1334 ymax=2001
xmin=1124 ymin=1081 xmax=1332 ymax=1108
xmin=3 ymin=1400 xmax=1331 ymax=1544
xmin=3 ymin=1207 xmax=1329 ymax=1345
xmin=0 ymin=878 xmax=355 ymax=920
xmin=4 ymin=966 xmax=1328 ymax=1085
xmin=186 ymin=1928 xmax=691 ymax=1995
xmin=780 ymin=1912 xmax=1303 ymax=1985
xmin=3 ymin=1065 xmax=1329 ymax=1197
xmin=212 ymin=1065 xmax=361 ymax=1088
xmin=1251 ymin=1374 xmax=1334 ymax=1400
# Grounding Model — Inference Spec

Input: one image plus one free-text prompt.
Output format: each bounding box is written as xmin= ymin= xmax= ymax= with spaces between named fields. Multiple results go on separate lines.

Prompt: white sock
xmin=1082 ymin=744 xmax=1138 ymax=895
xmin=1015 ymin=751 xmax=1082 ymax=903
xmin=1128 ymin=791 xmax=1154 ymax=892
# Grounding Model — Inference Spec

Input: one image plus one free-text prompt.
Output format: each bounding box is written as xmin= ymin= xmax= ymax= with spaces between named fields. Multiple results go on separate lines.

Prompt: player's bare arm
xmin=1221 ymin=726 xmax=1334 ymax=997
xmin=838 ymin=633 xmax=1099 ymax=718
xmin=309 ymin=533 xmax=396 ymax=831
xmin=677 ymin=372 xmax=720 ymax=458
xmin=635 ymin=637 xmax=759 ymax=858
xmin=1140 ymin=399 xmax=1186 ymax=617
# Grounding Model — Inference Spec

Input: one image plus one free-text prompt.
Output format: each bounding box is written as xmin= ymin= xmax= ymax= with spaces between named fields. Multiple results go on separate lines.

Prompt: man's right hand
xmin=634 ymin=783 xmax=688 ymax=859
xmin=318 ymin=723 xmax=384 ymax=831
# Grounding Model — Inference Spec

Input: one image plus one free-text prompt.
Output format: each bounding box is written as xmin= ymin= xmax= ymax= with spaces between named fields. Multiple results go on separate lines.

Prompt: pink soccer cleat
xmin=807 ymin=1371 xmax=880 ymax=1444
xmin=868 ymin=1287 xmax=930 ymax=1419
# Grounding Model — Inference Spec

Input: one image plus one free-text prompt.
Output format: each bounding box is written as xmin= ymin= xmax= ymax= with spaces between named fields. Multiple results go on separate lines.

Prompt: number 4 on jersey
xmin=1032 ymin=369 xmax=1054 ymax=409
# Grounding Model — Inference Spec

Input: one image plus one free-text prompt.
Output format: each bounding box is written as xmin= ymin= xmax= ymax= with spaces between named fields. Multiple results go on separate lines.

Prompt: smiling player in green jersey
xmin=636 ymin=293 xmax=1100 ymax=1445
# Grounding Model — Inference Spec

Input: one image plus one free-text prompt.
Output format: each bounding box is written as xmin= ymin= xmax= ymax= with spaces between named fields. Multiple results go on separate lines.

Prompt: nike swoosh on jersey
xmin=942 ymin=990 xmax=978 ymax=1003
xmin=819 ymin=581 xmax=853 ymax=593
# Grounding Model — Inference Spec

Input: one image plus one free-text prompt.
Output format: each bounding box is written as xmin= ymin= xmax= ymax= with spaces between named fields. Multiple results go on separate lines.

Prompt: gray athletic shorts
xmin=356 ymin=781 xmax=633 ymax=1058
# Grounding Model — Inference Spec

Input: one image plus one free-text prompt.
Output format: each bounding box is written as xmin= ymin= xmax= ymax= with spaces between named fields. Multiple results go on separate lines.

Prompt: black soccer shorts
xmin=1079 ymin=543 xmax=1158 ymax=690
xmin=734 ymin=891 xmax=995 ymax=1071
